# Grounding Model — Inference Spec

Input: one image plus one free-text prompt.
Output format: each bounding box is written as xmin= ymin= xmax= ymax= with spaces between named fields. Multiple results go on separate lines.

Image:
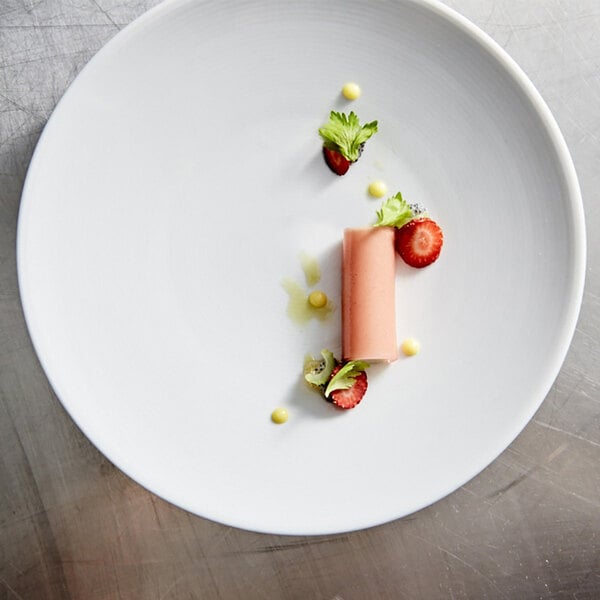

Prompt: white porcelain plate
xmin=17 ymin=0 xmax=585 ymax=534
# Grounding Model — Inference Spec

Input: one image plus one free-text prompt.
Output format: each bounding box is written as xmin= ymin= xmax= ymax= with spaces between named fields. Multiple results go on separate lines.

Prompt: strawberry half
xmin=323 ymin=147 xmax=351 ymax=176
xmin=395 ymin=217 xmax=444 ymax=268
xmin=327 ymin=366 xmax=368 ymax=409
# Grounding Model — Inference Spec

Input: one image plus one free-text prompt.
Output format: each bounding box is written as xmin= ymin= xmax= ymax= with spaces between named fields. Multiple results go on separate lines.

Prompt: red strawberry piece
xmin=395 ymin=217 xmax=444 ymax=268
xmin=323 ymin=146 xmax=351 ymax=176
xmin=327 ymin=367 xmax=368 ymax=409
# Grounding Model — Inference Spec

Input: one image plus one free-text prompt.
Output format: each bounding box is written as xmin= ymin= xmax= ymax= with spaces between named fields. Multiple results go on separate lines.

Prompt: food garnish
xmin=395 ymin=218 xmax=444 ymax=268
xmin=322 ymin=147 xmax=351 ymax=175
xmin=304 ymin=349 xmax=336 ymax=388
xmin=375 ymin=192 xmax=443 ymax=268
xmin=318 ymin=111 xmax=378 ymax=175
xmin=341 ymin=82 xmax=361 ymax=100
xmin=304 ymin=350 xmax=369 ymax=409
xmin=308 ymin=290 xmax=328 ymax=309
xmin=327 ymin=366 xmax=369 ymax=409
xmin=271 ymin=407 xmax=289 ymax=424
xmin=368 ymin=180 xmax=388 ymax=198
xmin=374 ymin=192 xmax=423 ymax=228
xmin=401 ymin=337 xmax=421 ymax=356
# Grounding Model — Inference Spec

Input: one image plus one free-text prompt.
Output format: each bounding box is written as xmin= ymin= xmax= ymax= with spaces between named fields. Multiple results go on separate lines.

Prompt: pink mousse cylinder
xmin=342 ymin=227 xmax=398 ymax=362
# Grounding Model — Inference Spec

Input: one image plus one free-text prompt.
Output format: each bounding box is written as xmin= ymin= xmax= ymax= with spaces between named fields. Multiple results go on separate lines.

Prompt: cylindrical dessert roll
xmin=342 ymin=227 xmax=398 ymax=362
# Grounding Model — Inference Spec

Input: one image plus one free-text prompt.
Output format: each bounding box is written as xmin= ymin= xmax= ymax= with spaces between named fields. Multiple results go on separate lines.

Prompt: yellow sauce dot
xmin=368 ymin=180 xmax=388 ymax=198
xmin=271 ymin=407 xmax=289 ymax=424
xmin=282 ymin=279 xmax=334 ymax=324
xmin=401 ymin=338 xmax=421 ymax=356
xmin=308 ymin=290 xmax=328 ymax=309
xmin=342 ymin=82 xmax=361 ymax=100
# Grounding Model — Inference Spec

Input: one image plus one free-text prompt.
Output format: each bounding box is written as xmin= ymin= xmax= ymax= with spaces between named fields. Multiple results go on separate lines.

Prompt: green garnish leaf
xmin=325 ymin=360 xmax=370 ymax=397
xmin=318 ymin=111 xmax=378 ymax=162
xmin=304 ymin=349 xmax=336 ymax=387
xmin=374 ymin=192 xmax=415 ymax=228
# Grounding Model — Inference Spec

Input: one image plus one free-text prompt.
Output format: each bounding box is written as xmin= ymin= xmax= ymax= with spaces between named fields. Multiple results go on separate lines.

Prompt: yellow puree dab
xmin=342 ymin=82 xmax=361 ymax=100
xmin=308 ymin=290 xmax=328 ymax=308
xmin=401 ymin=338 xmax=421 ymax=356
xmin=271 ymin=407 xmax=289 ymax=424
xmin=368 ymin=180 xmax=388 ymax=198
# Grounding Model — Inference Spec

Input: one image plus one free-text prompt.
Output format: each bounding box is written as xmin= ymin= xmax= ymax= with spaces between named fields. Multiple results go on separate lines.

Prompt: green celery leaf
xmin=318 ymin=111 xmax=378 ymax=161
xmin=374 ymin=192 xmax=415 ymax=228
xmin=325 ymin=360 xmax=370 ymax=397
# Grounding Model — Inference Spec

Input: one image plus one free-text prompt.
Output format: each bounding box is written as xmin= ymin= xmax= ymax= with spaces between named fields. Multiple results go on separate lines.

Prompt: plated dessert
xmin=284 ymin=91 xmax=446 ymax=416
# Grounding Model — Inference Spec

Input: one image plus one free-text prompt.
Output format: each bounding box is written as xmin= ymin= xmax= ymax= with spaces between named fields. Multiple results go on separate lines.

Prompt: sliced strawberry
xmin=327 ymin=367 xmax=368 ymax=409
xmin=323 ymin=146 xmax=351 ymax=176
xmin=395 ymin=217 xmax=443 ymax=268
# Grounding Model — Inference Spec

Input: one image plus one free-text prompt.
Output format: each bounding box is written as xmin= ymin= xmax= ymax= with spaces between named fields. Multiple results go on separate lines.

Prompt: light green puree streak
xmin=281 ymin=253 xmax=334 ymax=324
xmin=281 ymin=279 xmax=334 ymax=324
xmin=300 ymin=252 xmax=321 ymax=287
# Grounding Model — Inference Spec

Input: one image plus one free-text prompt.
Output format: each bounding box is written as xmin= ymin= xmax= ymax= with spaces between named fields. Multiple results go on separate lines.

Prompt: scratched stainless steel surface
xmin=1 ymin=1 xmax=598 ymax=598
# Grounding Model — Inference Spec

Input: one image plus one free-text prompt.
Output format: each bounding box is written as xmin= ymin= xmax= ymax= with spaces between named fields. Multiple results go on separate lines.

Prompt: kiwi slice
xmin=304 ymin=349 xmax=336 ymax=387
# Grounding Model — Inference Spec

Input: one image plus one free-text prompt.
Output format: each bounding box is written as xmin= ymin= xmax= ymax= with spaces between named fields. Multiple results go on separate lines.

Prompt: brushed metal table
xmin=1 ymin=1 xmax=598 ymax=598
